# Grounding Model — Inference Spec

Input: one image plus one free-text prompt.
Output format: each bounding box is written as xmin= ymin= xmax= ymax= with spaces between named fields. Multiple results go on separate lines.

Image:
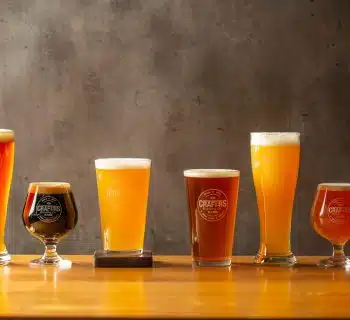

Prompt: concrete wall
xmin=0 ymin=0 xmax=349 ymax=255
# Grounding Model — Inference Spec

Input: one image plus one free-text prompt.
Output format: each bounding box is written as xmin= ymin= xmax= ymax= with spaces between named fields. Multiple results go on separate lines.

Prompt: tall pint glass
xmin=0 ymin=130 xmax=14 ymax=265
xmin=95 ymin=158 xmax=151 ymax=255
xmin=251 ymin=132 xmax=300 ymax=266
xmin=184 ymin=169 xmax=240 ymax=267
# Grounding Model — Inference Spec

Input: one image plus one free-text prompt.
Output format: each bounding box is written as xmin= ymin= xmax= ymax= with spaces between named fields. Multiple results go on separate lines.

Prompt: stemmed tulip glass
xmin=311 ymin=183 xmax=350 ymax=268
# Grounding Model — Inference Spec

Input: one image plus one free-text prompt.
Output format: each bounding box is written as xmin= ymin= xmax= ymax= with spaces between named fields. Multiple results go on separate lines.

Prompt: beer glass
xmin=311 ymin=183 xmax=350 ymax=268
xmin=184 ymin=169 xmax=240 ymax=267
xmin=22 ymin=182 xmax=78 ymax=267
xmin=0 ymin=130 xmax=14 ymax=266
xmin=251 ymin=132 xmax=300 ymax=266
xmin=95 ymin=158 xmax=151 ymax=255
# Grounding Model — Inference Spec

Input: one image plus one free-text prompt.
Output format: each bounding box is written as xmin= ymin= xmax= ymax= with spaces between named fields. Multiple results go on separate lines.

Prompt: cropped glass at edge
xmin=311 ymin=183 xmax=350 ymax=269
xmin=0 ymin=129 xmax=15 ymax=266
xmin=251 ymin=132 xmax=300 ymax=266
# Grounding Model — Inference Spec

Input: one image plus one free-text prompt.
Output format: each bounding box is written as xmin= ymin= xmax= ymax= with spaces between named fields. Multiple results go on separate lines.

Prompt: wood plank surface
xmin=0 ymin=255 xmax=350 ymax=319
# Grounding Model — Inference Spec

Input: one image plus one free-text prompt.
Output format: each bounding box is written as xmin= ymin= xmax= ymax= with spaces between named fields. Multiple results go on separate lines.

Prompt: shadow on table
xmin=153 ymin=261 xmax=191 ymax=268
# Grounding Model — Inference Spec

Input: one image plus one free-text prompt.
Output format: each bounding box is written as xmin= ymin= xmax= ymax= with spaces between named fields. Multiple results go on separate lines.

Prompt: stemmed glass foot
xmin=318 ymin=244 xmax=350 ymax=269
xmin=29 ymin=243 xmax=71 ymax=269
xmin=0 ymin=250 xmax=11 ymax=266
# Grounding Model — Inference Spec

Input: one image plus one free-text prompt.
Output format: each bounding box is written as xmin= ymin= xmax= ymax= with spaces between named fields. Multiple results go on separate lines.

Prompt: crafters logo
xmin=197 ymin=189 xmax=228 ymax=222
xmin=327 ymin=198 xmax=350 ymax=224
xmin=35 ymin=196 xmax=62 ymax=223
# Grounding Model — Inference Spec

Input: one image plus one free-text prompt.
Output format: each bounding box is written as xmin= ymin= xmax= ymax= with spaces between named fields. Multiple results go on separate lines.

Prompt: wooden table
xmin=1 ymin=256 xmax=350 ymax=319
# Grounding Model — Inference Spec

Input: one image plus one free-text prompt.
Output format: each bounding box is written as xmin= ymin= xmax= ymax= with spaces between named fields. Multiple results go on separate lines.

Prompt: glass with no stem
xmin=0 ymin=130 xmax=14 ymax=266
xmin=184 ymin=169 xmax=240 ymax=267
xmin=95 ymin=158 xmax=151 ymax=255
xmin=251 ymin=132 xmax=300 ymax=266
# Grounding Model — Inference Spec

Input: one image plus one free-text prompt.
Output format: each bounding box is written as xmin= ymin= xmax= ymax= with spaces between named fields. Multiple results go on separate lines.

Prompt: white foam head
xmin=318 ymin=183 xmax=350 ymax=191
xmin=183 ymin=169 xmax=240 ymax=178
xmin=0 ymin=129 xmax=14 ymax=142
xmin=95 ymin=158 xmax=151 ymax=170
xmin=28 ymin=182 xmax=71 ymax=193
xmin=251 ymin=132 xmax=300 ymax=146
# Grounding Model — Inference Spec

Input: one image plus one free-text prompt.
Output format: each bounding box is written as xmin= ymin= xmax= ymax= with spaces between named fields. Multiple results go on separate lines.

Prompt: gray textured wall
xmin=0 ymin=0 xmax=349 ymax=255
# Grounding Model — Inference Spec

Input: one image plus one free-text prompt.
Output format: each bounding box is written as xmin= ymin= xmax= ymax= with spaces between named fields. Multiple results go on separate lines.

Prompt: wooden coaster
xmin=93 ymin=250 xmax=153 ymax=268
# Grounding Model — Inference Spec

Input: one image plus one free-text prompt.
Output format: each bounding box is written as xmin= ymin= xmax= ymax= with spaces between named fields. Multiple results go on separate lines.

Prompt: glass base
xmin=105 ymin=249 xmax=143 ymax=257
xmin=29 ymin=256 xmax=72 ymax=269
xmin=0 ymin=251 xmax=11 ymax=266
xmin=194 ymin=259 xmax=231 ymax=267
xmin=254 ymin=253 xmax=297 ymax=266
xmin=318 ymin=256 xmax=350 ymax=269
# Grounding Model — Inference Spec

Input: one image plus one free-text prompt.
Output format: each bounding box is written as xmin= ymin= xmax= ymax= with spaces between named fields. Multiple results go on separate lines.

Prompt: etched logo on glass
xmin=197 ymin=189 xmax=228 ymax=222
xmin=328 ymin=198 xmax=350 ymax=224
xmin=106 ymin=188 xmax=120 ymax=197
xmin=35 ymin=196 xmax=62 ymax=223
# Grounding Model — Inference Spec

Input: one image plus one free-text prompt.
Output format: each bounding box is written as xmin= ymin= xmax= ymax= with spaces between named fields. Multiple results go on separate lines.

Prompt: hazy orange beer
xmin=0 ymin=130 xmax=14 ymax=265
xmin=95 ymin=158 xmax=151 ymax=254
xmin=251 ymin=132 xmax=300 ymax=265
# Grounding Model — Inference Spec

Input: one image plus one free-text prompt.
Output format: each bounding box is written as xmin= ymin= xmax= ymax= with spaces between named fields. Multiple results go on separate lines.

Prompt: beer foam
xmin=95 ymin=158 xmax=151 ymax=170
xmin=0 ymin=129 xmax=14 ymax=142
xmin=29 ymin=182 xmax=71 ymax=194
xmin=250 ymin=132 xmax=300 ymax=146
xmin=318 ymin=183 xmax=350 ymax=191
xmin=183 ymin=169 xmax=240 ymax=178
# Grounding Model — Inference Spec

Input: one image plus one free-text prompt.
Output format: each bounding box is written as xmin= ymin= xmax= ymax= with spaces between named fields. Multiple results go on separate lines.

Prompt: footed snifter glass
xmin=22 ymin=182 xmax=78 ymax=267
xmin=311 ymin=183 xmax=350 ymax=268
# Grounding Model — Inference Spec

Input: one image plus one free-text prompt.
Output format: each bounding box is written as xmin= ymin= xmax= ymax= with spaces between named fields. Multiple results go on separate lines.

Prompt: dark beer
xmin=184 ymin=169 xmax=240 ymax=266
xmin=22 ymin=182 xmax=78 ymax=266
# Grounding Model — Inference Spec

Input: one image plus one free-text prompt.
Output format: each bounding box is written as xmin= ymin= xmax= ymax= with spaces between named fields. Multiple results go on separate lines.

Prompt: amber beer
xmin=251 ymin=132 xmax=300 ymax=265
xmin=184 ymin=169 xmax=240 ymax=266
xmin=95 ymin=158 xmax=151 ymax=254
xmin=0 ymin=130 xmax=14 ymax=265
xmin=311 ymin=183 xmax=350 ymax=268
xmin=312 ymin=184 xmax=350 ymax=244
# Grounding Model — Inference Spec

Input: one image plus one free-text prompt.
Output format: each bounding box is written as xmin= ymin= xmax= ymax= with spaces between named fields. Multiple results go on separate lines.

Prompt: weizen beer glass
xmin=311 ymin=183 xmax=350 ymax=268
xmin=22 ymin=182 xmax=78 ymax=267
xmin=95 ymin=158 xmax=151 ymax=255
xmin=0 ymin=130 xmax=14 ymax=265
xmin=184 ymin=169 xmax=240 ymax=267
xmin=251 ymin=132 xmax=300 ymax=266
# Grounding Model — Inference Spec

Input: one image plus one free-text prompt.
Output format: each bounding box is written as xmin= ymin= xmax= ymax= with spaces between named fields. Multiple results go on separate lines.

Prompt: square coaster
xmin=93 ymin=250 xmax=153 ymax=268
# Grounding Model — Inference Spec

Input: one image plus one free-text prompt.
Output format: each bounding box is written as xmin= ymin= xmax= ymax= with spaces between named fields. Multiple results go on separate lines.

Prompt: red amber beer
xmin=184 ymin=169 xmax=240 ymax=266
xmin=0 ymin=130 xmax=14 ymax=266
xmin=311 ymin=183 xmax=350 ymax=268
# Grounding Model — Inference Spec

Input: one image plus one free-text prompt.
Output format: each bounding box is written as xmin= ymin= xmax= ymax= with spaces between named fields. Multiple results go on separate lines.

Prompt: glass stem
xmin=332 ymin=244 xmax=346 ymax=263
xmin=42 ymin=243 xmax=60 ymax=263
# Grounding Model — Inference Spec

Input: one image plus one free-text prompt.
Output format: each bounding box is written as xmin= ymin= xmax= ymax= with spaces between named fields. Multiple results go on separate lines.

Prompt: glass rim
xmin=0 ymin=129 xmax=14 ymax=141
xmin=250 ymin=132 xmax=300 ymax=135
xmin=95 ymin=158 xmax=151 ymax=170
xmin=183 ymin=169 xmax=240 ymax=178
xmin=250 ymin=132 xmax=300 ymax=145
xmin=318 ymin=183 xmax=350 ymax=190
xmin=28 ymin=182 xmax=71 ymax=193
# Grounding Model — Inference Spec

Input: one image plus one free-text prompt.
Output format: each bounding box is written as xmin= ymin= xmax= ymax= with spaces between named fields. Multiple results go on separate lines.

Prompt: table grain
xmin=0 ymin=255 xmax=349 ymax=319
